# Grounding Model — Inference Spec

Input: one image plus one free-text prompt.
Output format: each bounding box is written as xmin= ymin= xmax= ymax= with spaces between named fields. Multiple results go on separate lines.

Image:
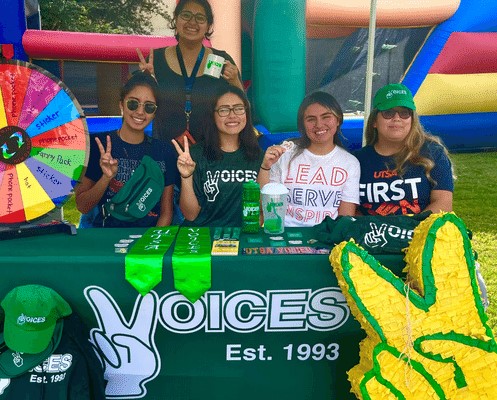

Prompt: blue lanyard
xmin=176 ymin=45 xmax=205 ymax=128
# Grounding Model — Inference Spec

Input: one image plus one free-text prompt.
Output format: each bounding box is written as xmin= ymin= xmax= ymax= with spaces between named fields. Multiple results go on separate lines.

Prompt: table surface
xmin=0 ymin=227 xmax=405 ymax=400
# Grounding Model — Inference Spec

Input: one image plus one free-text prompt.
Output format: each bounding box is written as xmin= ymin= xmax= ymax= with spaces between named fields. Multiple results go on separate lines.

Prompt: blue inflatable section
xmin=256 ymin=117 xmax=364 ymax=153
xmin=0 ymin=0 xmax=28 ymax=60
xmin=86 ymin=117 xmax=152 ymax=135
xmin=256 ymin=112 xmax=497 ymax=153
xmin=420 ymin=113 xmax=497 ymax=151
xmin=86 ymin=114 xmax=494 ymax=153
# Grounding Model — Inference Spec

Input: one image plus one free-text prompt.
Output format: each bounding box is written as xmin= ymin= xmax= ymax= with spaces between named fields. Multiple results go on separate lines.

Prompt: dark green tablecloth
xmin=0 ymin=227 xmax=405 ymax=400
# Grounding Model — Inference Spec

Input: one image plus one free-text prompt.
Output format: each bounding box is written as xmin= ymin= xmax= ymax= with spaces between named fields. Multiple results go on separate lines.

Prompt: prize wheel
xmin=0 ymin=59 xmax=89 ymax=224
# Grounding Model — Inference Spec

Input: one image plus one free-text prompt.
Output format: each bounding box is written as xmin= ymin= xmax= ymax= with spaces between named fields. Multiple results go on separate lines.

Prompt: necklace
xmin=220 ymin=146 xmax=239 ymax=153
xmin=117 ymin=130 xmax=148 ymax=158
xmin=117 ymin=130 xmax=129 ymax=158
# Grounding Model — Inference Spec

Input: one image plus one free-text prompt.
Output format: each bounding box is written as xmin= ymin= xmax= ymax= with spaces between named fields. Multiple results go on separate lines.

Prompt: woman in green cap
xmin=355 ymin=83 xmax=454 ymax=216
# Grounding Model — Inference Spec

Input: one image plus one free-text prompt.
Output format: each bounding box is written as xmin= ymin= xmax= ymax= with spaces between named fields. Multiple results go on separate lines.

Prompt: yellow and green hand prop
xmin=330 ymin=213 xmax=497 ymax=399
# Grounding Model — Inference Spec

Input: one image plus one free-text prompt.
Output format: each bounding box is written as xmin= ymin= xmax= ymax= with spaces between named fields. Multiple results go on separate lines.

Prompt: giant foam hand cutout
xmin=330 ymin=213 xmax=497 ymax=399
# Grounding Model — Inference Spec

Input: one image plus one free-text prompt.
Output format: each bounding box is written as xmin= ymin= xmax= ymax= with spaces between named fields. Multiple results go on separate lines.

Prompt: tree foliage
xmin=39 ymin=0 xmax=172 ymax=35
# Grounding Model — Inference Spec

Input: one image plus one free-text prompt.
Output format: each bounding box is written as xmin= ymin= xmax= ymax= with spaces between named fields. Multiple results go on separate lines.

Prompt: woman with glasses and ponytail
xmin=355 ymin=83 xmax=454 ymax=216
xmin=75 ymin=72 xmax=179 ymax=227
xmin=137 ymin=0 xmax=243 ymax=144
xmin=172 ymin=86 xmax=263 ymax=227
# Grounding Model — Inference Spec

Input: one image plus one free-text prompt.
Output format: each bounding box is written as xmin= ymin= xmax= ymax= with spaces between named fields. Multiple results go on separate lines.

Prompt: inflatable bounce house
xmin=2 ymin=3 xmax=497 ymax=396
xmin=1 ymin=0 xmax=497 ymax=153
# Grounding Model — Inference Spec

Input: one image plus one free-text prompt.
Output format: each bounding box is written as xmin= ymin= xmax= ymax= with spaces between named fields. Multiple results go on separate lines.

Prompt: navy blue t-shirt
xmin=85 ymin=130 xmax=179 ymax=227
xmin=354 ymin=142 xmax=453 ymax=216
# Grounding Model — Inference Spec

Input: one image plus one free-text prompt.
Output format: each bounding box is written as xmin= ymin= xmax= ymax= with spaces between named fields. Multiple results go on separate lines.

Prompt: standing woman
xmin=75 ymin=72 xmax=178 ymax=227
xmin=355 ymin=83 xmax=454 ymax=216
xmin=258 ymin=91 xmax=360 ymax=227
xmin=172 ymin=86 xmax=263 ymax=227
xmin=138 ymin=0 xmax=243 ymax=143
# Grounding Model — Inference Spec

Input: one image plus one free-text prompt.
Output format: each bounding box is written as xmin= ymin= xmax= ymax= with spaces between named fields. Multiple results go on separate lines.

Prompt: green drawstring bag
xmin=103 ymin=155 xmax=164 ymax=222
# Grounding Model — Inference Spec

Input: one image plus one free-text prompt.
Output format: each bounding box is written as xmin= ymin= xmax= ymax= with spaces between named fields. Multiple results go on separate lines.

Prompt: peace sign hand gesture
xmin=203 ymin=170 xmax=220 ymax=202
xmin=85 ymin=286 xmax=160 ymax=397
xmin=364 ymin=222 xmax=388 ymax=249
xmin=95 ymin=135 xmax=118 ymax=179
xmin=330 ymin=213 xmax=497 ymax=399
xmin=172 ymin=136 xmax=196 ymax=179
xmin=136 ymin=48 xmax=155 ymax=77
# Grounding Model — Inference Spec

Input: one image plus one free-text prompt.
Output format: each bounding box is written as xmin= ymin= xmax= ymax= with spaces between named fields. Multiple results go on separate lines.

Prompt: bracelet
xmin=181 ymin=172 xmax=194 ymax=179
xmin=260 ymin=166 xmax=271 ymax=171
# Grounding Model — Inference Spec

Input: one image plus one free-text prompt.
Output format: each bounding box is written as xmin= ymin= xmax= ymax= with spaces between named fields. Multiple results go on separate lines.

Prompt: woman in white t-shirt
xmin=258 ymin=91 xmax=360 ymax=227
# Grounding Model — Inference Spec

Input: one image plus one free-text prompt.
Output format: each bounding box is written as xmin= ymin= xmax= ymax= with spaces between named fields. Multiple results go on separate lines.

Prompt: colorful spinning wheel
xmin=0 ymin=59 xmax=89 ymax=224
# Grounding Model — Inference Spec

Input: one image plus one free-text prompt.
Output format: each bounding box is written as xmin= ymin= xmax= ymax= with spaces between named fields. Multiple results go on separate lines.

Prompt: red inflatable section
xmin=428 ymin=32 xmax=497 ymax=74
xmin=22 ymin=30 xmax=177 ymax=62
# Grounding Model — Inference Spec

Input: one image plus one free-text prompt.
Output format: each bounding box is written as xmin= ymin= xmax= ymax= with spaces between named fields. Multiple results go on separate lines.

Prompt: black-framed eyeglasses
xmin=178 ymin=10 xmax=208 ymax=24
xmin=379 ymin=108 xmax=413 ymax=120
xmin=215 ymin=105 xmax=246 ymax=117
xmin=126 ymin=99 xmax=157 ymax=114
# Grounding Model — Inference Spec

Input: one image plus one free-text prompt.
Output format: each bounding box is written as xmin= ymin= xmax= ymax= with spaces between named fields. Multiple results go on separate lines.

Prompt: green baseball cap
xmin=373 ymin=83 xmax=416 ymax=111
xmin=1 ymin=285 xmax=72 ymax=354
xmin=0 ymin=320 xmax=64 ymax=378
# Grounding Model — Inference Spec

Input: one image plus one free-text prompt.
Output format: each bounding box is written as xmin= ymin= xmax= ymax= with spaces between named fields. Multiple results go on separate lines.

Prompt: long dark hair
xmin=285 ymin=91 xmax=344 ymax=169
xmin=202 ymin=86 xmax=261 ymax=162
xmin=296 ymin=91 xmax=344 ymax=148
xmin=120 ymin=71 xmax=159 ymax=102
xmin=170 ymin=0 xmax=214 ymax=40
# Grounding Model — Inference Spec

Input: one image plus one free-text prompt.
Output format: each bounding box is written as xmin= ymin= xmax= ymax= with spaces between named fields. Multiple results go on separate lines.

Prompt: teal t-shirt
xmin=185 ymin=144 xmax=263 ymax=227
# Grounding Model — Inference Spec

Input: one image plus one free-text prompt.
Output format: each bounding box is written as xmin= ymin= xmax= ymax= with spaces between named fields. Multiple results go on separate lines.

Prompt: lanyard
xmin=176 ymin=45 xmax=205 ymax=130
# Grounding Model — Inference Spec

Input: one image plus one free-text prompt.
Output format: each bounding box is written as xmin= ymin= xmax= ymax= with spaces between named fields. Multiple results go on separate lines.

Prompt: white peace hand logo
xmin=85 ymin=286 xmax=160 ymax=398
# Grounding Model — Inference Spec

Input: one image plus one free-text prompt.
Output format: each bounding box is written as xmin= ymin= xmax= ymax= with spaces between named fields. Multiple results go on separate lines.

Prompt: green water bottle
xmin=242 ymin=180 xmax=260 ymax=233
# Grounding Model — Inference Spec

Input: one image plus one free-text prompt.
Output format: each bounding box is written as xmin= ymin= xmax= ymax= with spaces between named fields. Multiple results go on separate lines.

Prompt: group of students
xmin=75 ymin=0 xmax=454 ymax=229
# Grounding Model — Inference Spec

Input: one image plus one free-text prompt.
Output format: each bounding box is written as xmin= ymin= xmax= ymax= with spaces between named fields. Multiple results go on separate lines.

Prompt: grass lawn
xmin=63 ymin=151 xmax=497 ymax=330
xmin=451 ymin=151 xmax=497 ymax=331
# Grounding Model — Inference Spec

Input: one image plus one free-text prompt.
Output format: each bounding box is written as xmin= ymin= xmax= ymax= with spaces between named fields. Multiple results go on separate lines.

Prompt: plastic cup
xmin=261 ymin=183 xmax=288 ymax=234
xmin=203 ymin=54 xmax=225 ymax=78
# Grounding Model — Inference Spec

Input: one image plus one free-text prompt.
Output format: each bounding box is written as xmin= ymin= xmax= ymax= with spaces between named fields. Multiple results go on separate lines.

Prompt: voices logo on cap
xmin=1 ymin=285 xmax=72 ymax=354
xmin=17 ymin=313 xmax=46 ymax=325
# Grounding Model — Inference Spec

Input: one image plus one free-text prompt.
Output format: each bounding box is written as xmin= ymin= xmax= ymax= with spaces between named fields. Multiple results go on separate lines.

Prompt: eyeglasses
xmin=178 ymin=10 xmax=208 ymax=24
xmin=215 ymin=105 xmax=246 ymax=117
xmin=126 ymin=99 xmax=157 ymax=114
xmin=379 ymin=108 xmax=412 ymax=120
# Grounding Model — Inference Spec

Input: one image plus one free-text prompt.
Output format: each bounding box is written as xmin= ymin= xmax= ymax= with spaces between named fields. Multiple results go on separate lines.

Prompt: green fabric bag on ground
xmin=104 ymin=155 xmax=164 ymax=222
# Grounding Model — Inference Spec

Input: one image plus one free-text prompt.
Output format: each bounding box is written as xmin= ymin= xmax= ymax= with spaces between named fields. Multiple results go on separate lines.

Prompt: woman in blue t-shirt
xmin=355 ymin=83 xmax=454 ymax=216
xmin=75 ymin=72 xmax=178 ymax=227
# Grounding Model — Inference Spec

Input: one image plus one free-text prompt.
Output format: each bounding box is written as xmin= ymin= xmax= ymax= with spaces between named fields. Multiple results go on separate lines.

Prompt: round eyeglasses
xmin=215 ymin=105 xmax=246 ymax=117
xmin=178 ymin=10 xmax=208 ymax=24
xmin=380 ymin=108 xmax=413 ymax=120
xmin=126 ymin=99 xmax=157 ymax=115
